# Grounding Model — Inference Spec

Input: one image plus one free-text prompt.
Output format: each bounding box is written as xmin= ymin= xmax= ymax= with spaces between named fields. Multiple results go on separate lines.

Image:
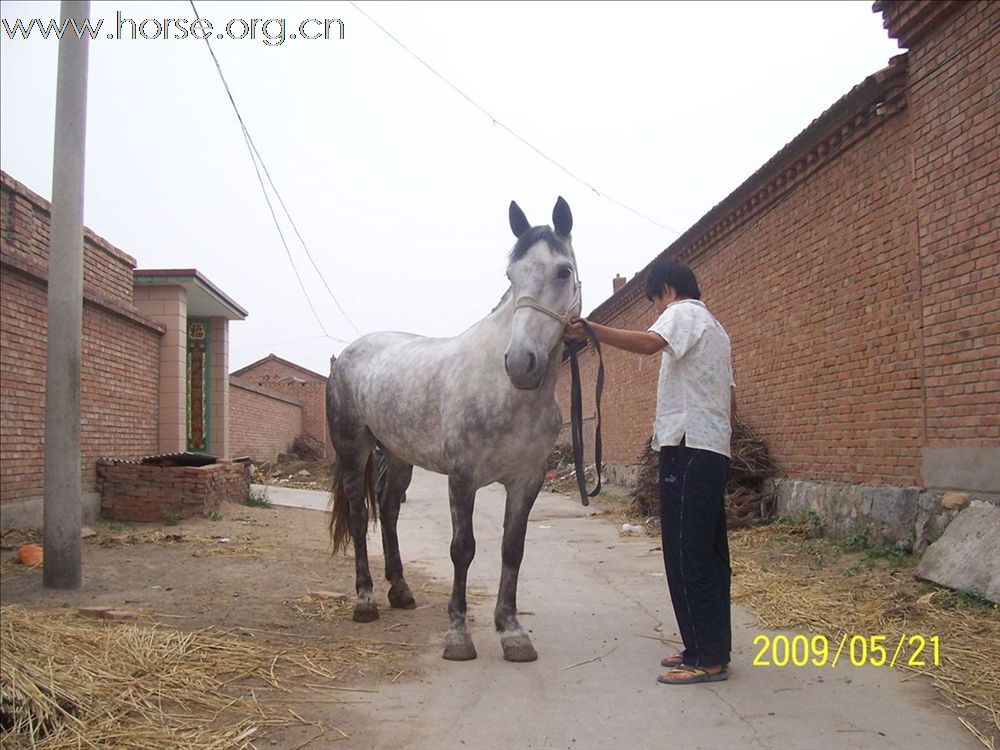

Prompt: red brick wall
xmin=904 ymin=0 xmax=999 ymax=445
xmin=229 ymin=381 xmax=303 ymax=462
xmin=556 ymin=2 xmax=998 ymax=491
xmin=230 ymin=356 xmax=331 ymax=456
xmin=98 ymin=459 xmax=249 ymax=523
xmin=1 ymin=172 xmax=138 ymax=306
xmin=1 ymin=174 xmax=162 ymax=514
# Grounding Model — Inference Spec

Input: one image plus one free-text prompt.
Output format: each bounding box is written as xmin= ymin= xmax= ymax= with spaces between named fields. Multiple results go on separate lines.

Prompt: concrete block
xmin=923 ymin=445 xmax=1000 ymax=493
xmin=917 ymin=504 xmax=1000 ymax=603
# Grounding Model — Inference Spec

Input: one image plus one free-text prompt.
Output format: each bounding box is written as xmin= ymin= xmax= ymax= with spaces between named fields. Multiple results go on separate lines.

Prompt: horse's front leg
xmin=443 ymin=474 xmax=478 ymax=660
xmin=495 ymin=473 xmax=543 ymax=662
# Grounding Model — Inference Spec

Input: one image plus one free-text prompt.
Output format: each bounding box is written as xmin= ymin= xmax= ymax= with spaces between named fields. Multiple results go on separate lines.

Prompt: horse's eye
xmin=557 ymin=267 xmax=572 ymax=280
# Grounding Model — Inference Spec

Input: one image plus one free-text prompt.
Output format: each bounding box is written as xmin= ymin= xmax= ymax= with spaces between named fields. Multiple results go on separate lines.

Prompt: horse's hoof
xmin=352 ymin=601 xmax=380 ymax=623
xmin=388 ymin=583 xmax=417 ymax=609
xmin=443 ymin=632 xmax=477 ymax=661
xmin=501 ymin=634 xmax=538 ymax=662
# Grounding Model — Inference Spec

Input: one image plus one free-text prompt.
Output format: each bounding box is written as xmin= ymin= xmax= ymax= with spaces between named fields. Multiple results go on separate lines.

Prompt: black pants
xmin=659 ymin=444 xmax=732 ymax=667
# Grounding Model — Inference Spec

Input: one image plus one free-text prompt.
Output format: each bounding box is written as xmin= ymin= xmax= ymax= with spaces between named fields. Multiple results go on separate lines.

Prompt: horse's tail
xmin=329 ymin=452 xmax=379 ymax=554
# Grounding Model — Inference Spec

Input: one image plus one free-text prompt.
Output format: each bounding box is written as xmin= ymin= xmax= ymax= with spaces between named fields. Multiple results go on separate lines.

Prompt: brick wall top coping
xmin=230 ymin=379 xmax=304 ymax=406
xmin=98 ymin=454 xmax=237 ymax=467
xmin=873 ymin=0 xmax=965 ymax=49
xmin=230 ymin=353 xmax=328 ymax=381
xmin=1 ymin=253 xmax=166 ymax=335
xmin=133 ymin=269 xmax=249 ymax=320
xmin=586 ymin=55 xmax=909 ymax=325
xmin=1 ymin=170 xmax=138 ymax=270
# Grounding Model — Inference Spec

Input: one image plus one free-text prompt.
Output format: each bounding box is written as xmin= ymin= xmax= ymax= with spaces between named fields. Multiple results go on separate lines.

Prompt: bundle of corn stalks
xmin=0 ymin=605 xmax=368 ymax=749
xmin=628 ymin=418 xmax=779 ymax=528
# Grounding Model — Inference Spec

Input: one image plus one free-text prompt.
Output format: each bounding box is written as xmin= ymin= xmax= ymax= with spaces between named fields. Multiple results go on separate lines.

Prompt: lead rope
xmin=567 ymin=319 xmax=604 ymax=506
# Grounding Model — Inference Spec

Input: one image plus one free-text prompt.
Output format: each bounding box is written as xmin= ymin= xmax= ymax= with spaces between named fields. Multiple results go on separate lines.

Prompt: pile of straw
xmin=628 ymin=418 xmax=779 ymax=527
xmin=0 ymin=606 xmax=371 ymax=749
xmin=730 ymin=523 xmax=999 ymax=748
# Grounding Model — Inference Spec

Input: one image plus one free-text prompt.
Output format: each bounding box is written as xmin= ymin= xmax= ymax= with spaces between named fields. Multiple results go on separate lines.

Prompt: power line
xmin=232 ymin=334 xmax=350 ymax=354
xmin=244 ymin=137 xmax=363 ymax=337
xmin=188 ymin=1 xmax=361 ymax=339
xmin=347 ymin=1 xmax=682 ymax=236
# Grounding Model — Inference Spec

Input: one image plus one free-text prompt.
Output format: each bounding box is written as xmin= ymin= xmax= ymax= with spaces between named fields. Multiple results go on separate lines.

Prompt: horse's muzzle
xmin=504 ymin=350 xmax=543 ymax=390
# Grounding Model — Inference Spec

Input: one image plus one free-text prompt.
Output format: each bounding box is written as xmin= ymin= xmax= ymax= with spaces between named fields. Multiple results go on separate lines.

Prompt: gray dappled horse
xmin=326 ymin=197 xmax=580 ymax=662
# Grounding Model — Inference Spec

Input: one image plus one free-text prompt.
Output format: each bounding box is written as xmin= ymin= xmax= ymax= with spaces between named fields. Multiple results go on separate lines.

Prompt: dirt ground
xmin=0 ymin=500 xmax=451 ymax=748
xmin=2 ymin=482 xmax=996 ymax=748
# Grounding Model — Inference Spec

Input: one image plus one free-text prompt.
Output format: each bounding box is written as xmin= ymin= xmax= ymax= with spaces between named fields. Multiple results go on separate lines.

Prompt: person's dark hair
xmin=643 ymin=258 xmax=700 ymax=301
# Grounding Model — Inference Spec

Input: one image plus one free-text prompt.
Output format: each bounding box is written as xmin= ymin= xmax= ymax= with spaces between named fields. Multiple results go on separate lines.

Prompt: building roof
xmin=587 ymin=54 xmax=909 ymax=324
xmin=133 ymin=268 xmax=248 ymax=320
xmin=230 ymin=353 xmax=328 ymax=381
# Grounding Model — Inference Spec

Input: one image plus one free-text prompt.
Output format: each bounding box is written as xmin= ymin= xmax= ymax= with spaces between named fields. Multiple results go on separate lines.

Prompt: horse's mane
xmin=490 ymin=287 xmax=512 ymax=315
xmin=508 ymin=226 xmax=572 ymax=263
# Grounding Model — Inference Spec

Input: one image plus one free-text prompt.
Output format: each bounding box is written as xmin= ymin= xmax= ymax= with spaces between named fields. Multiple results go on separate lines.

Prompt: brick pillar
xmin=134 ymin=285 xmax=187 ymax=453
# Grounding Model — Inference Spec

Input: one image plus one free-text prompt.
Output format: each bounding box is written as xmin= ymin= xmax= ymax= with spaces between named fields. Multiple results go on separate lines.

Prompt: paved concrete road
xmin=261 ymin=471 xmax=975 ymax=750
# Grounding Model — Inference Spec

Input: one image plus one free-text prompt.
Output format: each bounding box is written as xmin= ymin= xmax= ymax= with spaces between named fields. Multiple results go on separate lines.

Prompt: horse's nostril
xmin=527 ymin=352 xmax=537 ymax=372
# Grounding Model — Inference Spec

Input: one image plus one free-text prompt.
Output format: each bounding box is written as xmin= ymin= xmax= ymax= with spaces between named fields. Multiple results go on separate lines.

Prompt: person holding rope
xmin=564 ymin=258 xmax=735 ymax=685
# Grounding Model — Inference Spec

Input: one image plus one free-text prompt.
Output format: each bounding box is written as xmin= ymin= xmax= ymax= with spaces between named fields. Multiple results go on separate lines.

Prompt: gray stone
xmin=917 ymin=504 xmax=1000 ymax=603
xmin=913 ymin=491 xmax=958 ymax=554
xmin=772 ymin=478 xmax=920 ymax=545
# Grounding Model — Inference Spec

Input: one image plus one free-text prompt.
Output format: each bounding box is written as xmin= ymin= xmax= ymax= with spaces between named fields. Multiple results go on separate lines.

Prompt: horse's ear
xmin=552 ymin=196 xmax=572 ymax=237
xmin=509 ymin=201 xmax=531 ymax=238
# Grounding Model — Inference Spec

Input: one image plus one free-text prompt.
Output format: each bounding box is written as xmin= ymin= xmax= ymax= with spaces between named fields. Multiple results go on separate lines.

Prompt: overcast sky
xmin=1 ymin=1 xmax=901 ymax=376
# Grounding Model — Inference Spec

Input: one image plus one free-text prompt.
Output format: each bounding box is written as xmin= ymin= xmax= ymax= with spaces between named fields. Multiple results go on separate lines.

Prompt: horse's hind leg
xmin=495 ymin=474 xmax=544 ymax=662
xmin=337 ymin=446 xmax=380 ymax=623
xmin=443 ymin=474 xmax=478 ymax=661
xmin=376 ymin=449 xmax=416 ymax=609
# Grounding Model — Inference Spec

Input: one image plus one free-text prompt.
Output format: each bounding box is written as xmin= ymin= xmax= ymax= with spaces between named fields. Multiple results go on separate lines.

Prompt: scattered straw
xmin=730 ymin=522 xmax=999 ymax=749
xmin=0 ymin=605 xmax=376 ymax=749
xmin=284 ymin=596 xmax=355 ymax=623
xmin=562 ymin=644 xmax=618 ymax=671
xmin=94 ymin=529 xmax=265 ymax=557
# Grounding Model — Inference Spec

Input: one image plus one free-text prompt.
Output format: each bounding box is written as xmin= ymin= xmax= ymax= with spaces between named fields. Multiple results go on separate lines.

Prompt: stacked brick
xmin=97 ymin=460 xmax=249 ymax=523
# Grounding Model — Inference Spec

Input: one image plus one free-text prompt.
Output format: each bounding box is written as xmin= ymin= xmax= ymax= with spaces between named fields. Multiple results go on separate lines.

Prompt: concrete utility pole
xmin=44 ymin=0 xmax=91 ymax=589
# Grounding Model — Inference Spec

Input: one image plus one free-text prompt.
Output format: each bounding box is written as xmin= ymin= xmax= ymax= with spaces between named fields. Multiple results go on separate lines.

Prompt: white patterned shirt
xmin=648 ymin=299 xmax=734 ymax=458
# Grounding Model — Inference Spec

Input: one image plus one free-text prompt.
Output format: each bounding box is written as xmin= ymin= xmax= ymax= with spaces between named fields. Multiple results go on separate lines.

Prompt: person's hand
xmin=564 ymin=318 xmax=589 ymax=342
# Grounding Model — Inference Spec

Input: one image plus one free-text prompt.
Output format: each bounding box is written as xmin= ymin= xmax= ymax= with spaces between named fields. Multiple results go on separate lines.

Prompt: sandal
xmin=660 ymin=654 xmax=685 ymax=668
xmin=657 ymin=666 xmax=728 ymax=685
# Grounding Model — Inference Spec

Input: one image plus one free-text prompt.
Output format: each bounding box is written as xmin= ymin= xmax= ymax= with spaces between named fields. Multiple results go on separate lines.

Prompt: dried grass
xmin=284 ymin=596 xmax=356 ymax=623
xmin=0 ymin=605 xmax=384 ymax=749
xmin=95 ymin=529 xmax=265 ymax=556
xmin=627 ymin=418 xmax=779 ymax=527
xmin=730 ymin=522 xmax=1000 ymax=749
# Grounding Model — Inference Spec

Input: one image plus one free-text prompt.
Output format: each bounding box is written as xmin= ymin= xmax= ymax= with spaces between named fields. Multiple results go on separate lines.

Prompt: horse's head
xmin=504 ymin=197 xmax=580 ymax=390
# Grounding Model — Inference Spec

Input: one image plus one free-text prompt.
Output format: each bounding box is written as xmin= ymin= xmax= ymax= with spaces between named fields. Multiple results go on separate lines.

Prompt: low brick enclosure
xmin=97 ymin=459 xmax=249 ymax=523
